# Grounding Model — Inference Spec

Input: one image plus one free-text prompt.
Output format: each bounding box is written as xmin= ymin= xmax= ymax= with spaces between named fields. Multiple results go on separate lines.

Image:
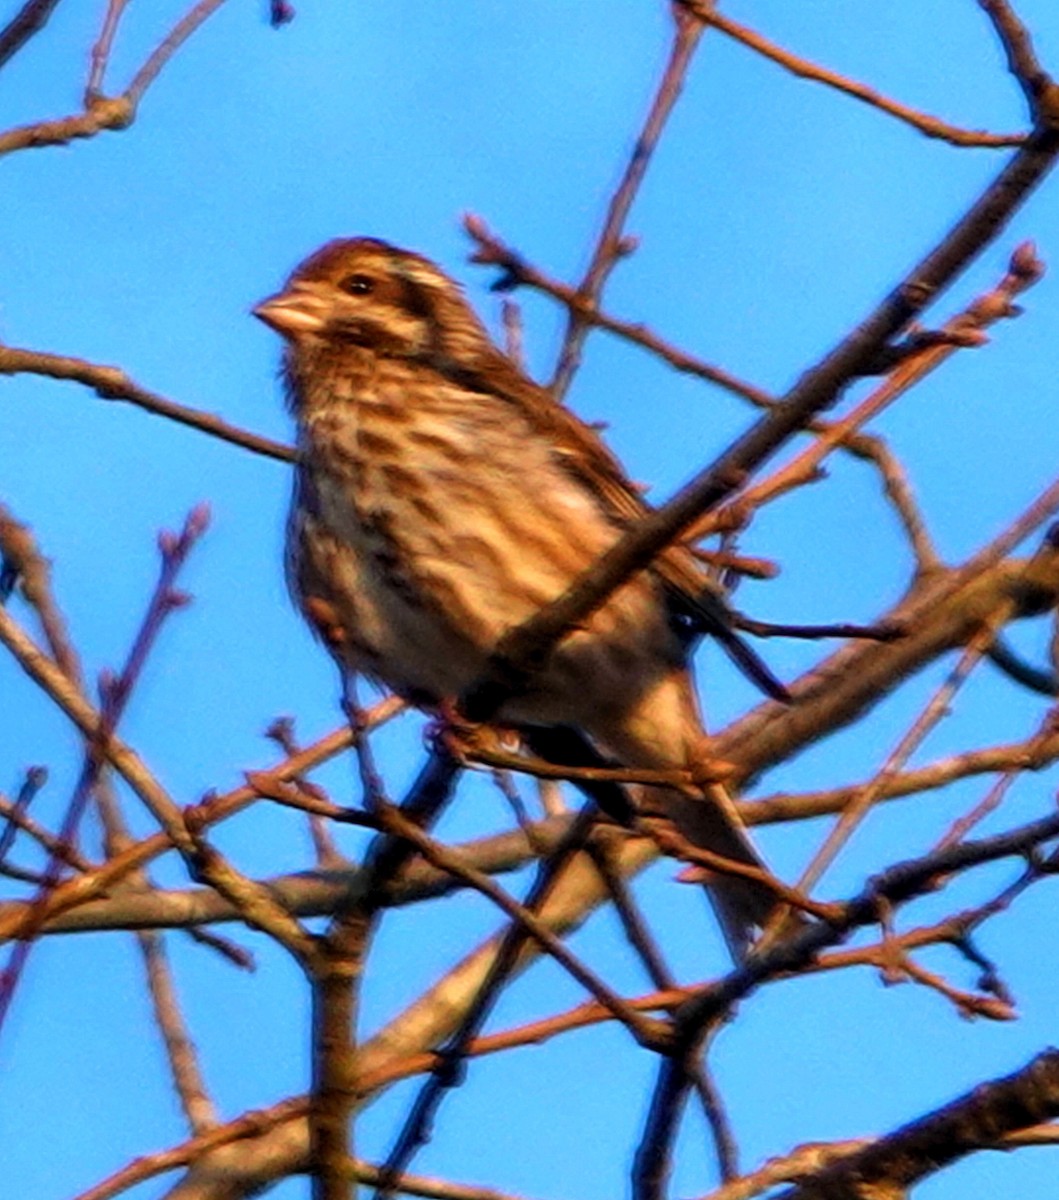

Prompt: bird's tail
xmin=590 ymin=670 xmax=786 ymax=961
xmin=663 ymin=784 xmax=781 ymax=962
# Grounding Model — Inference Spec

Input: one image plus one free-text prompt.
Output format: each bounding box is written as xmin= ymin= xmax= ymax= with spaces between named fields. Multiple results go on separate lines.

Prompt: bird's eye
xmin=339 ymin=274 xmax=376 ymax=296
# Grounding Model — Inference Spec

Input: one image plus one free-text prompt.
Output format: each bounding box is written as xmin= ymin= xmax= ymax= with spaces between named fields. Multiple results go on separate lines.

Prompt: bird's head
xmin=254 ymin=238 xmax=492 ymax=365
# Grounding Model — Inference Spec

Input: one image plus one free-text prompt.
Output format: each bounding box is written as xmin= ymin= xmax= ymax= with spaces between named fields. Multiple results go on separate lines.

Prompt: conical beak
xmin=253 ymin=284 xmax=329 ymax=338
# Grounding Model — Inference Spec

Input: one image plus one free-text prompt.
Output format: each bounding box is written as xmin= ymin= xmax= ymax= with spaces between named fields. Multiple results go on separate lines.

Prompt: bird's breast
xmin=289 ymin=369 xmax=680 ymax=719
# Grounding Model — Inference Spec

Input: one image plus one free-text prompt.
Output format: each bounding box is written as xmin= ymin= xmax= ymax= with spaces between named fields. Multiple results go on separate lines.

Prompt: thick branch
xmin=776 ymin=1050 xmax=1059 ymax=1199
xmin=0 ymin=0 xmax=63 ymax=70
xmin=465 ymin=130 xmax=1059 ymax=719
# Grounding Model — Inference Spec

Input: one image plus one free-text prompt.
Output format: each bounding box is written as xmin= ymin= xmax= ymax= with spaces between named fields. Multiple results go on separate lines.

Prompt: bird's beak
xmin=253 ymin=284 xmax=330 ymax=338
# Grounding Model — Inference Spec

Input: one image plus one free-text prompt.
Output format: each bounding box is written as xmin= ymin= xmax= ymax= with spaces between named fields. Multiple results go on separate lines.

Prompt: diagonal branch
xmin=681 ymin=1 xmax=1025 ymax=147
xmin=0 ymin=345 xmax=294 ymax=462
xmin=549 ymin=3 xmax=706 ymax=397
xmin=0 ymin=0 xmax=232 ymax=158
xmin=775 ymin=1049 xmax=1059 ymax=1200
xmin=464 ymin=128 xmax=1059 ymax=722
xmin=0 ymin=0 xmax=63 ymax=70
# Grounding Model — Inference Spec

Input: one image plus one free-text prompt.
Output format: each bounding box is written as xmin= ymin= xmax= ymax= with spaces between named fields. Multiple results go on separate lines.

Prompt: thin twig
xmin=690 ymin=1059 xmax=739 ymax=1182
xmin=358 ymin=981 xmax=699 ymax=1096
xmin=0 ymin=0 xmax=233 ymax=159
xmin=0 ymin=345 xmax=294 ymax=462
xmin=979 ymin=0 xmax=1054 ymax=115
xmin=550 ymin=4 xmax=706 ymax=397
xmin=85 ymin=0 xmax=130 ymax=99
xmin=683 ymin=1 xmax=1025 ymax=147
xmin=70 ymin=1097 xmax=309 ymax=1200
xmin=0 ymin=768 xmax=53 ymax=866
xmin=184 ymin=924 xmax=255 ymax=970
xmin=138 ymin=926 xmax=220 ymax=1130
xmin=745 ymin=729 xmax=1059 ymax=825
xmin=466 ymin=215 xmax=774 ymax=409
xmin=586 ymin=834 xmax=675 ymax=991
xmin=344 ymin=677 xmax=390 ymax=808
xmin=375 ymin=802 xmax=664 ymax=1044
xmin=793 ymin=613 xmax=1014 ymax=898
xmin=125 ymin=0 xmax=230 ymax=105
xmin=645 ymin=818 xmax=840 ymax=923
xmin=934 ymin=709 xmax=1059 ymax=851
xmin=0 ymin=503 xmax=83 ymax=683
xmin=0 ymin=509 xmax=212 ymax=1032
xmin=266 ymin=717 xmax=345 ymax=866
xmin=675 ymin=806 xmax=1059 ymax=1037
xmin=372 ymin=806 xmax=602 ymax=1198
xmin=711 ymin=244 xmax=1044 ymax=563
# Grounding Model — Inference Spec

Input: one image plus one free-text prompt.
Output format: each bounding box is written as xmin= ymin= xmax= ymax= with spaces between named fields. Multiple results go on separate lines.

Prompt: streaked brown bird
xmin=255 ymin=237 xmax=784 ymax=958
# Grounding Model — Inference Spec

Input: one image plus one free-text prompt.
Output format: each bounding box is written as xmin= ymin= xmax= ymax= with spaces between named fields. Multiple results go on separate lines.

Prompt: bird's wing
xmin=437 ymin=348 xmax=789 ymax=702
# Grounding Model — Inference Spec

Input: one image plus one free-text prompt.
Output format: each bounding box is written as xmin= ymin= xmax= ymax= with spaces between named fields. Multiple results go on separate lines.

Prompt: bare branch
xmin=776 ymin=1050 xmax=1059 ymax=1199
xmin=0 ymin=0 xmax=231 ymax=159
xmin=550 ymin=5 xmax=706 ymax=397
xmin=0 ymin=0 xmax=63 ymax=71
xmin=126 ymin=0 xmax=229 ymax=106
xmin=85 ymin=0 xmax=131 ymax=99
xmin=466 ymin=214 xmax=774 ymax=409
xmin=0 ymin=345 xmax=294 ymax=462
xmin=979 ymin=0 xmax=1055 ymax=116
xmin=682 ymin=1 xmax=1025 ymax=147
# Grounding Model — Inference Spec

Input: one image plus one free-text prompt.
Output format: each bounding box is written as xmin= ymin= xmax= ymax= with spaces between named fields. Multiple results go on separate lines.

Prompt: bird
xmin=254 ymin=236 xmax=786 ymax=958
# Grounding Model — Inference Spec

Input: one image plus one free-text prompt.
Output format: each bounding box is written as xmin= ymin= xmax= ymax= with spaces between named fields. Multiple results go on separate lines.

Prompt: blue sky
xmin=2 ymin=3 xmax=1059 ymax=1197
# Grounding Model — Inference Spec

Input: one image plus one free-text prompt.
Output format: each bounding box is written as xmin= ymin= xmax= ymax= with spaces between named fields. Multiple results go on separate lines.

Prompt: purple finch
xmin=256 ymin=238 xmax=784 ymax=957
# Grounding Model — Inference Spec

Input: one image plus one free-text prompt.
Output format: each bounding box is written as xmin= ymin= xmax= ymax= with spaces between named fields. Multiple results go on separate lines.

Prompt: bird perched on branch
xmin=255 ymin=237 xmax=786 ymax=958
